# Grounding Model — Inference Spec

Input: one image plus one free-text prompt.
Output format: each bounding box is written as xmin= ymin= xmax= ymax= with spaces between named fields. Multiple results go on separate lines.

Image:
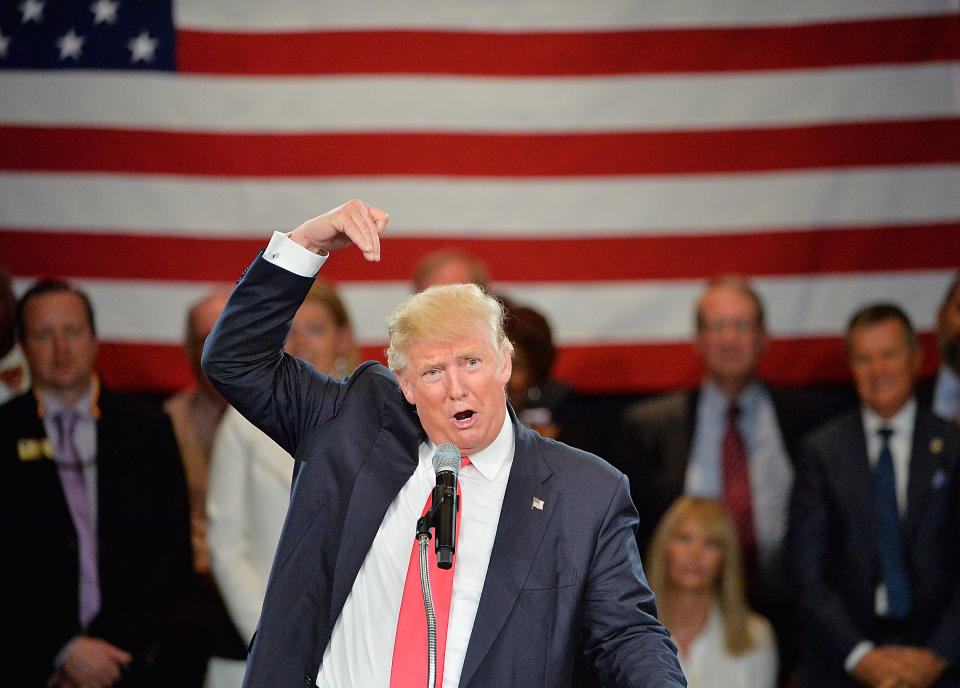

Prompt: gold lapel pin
xmin=930 ymin=437 xmax=944 ymax=455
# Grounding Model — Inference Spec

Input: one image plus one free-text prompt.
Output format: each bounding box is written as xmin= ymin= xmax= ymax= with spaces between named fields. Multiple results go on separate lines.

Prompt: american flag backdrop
xmin=1 ymin=0 xmax=959 ymax=395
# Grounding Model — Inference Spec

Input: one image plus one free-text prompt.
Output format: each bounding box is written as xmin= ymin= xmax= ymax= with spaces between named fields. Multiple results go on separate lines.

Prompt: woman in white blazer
xmin=205 ymin=280 xmax=355 ymax=688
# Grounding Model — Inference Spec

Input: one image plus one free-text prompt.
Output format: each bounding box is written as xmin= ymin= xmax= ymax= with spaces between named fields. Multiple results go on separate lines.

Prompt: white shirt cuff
xmin=263 ymin=231 xmax=328 ymax=278
xmin=845 ymin=640 xmax=876 ymax=674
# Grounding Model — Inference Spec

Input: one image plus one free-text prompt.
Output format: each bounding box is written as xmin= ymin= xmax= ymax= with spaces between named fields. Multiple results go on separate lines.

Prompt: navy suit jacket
xmin=0 ymin=387 xmax=193 ymax=687
xmin=785 ymin=404 xmax=960 ymax=687
xmin=201 ymin=255 xmax=685 ymax=688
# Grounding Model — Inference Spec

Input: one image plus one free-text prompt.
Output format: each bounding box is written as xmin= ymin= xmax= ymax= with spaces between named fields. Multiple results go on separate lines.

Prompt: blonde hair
xmin=386 ymin=283 xmax=513 ymax=373
xmin=646 ymin=497 xmax=756 ymax=655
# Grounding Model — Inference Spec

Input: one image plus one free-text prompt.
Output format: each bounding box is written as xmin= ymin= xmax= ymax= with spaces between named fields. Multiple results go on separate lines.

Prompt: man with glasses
xmin=618 ymin=275 xmax=847 ymax=681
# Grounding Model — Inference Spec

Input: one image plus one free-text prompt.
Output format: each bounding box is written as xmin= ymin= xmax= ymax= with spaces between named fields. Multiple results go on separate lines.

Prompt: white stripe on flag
xmin=175 ymin=0 xmax=958 ymax=30
xmin=2 ymin=168 xmax=958 ymax=236
xmin=2 ymin=64 xmax=956 ymax=131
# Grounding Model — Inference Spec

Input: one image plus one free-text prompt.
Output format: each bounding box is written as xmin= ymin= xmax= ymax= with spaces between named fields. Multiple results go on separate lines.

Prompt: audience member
xmin=164 ymin=290 xmax=231 ymax=573
xmin=0 ymin=280 xmax=192 ymax=687
xmin=786 ymin=303 xmax=959 ymax=688
xmin=205 ymin=279 xmax=356 ymax=688
xmin=502 ymin=299 xmax=577 ymax=441
xmin=646 ymin=497 xmax=777 ymax=688
xmin=617 ymin=275 xmax=846 ymax=683
xmin=918 ymin=273 xmax=960 ymax=424
xmin=0 ymin=266 xmax=30 ymax=403
xmin=162 ymin=290 xmax=248 ymax=686
xmin=618 ymin=276 xmax=842 ymax=591
xmin=411 ymin=248 xmax=490 ymax=292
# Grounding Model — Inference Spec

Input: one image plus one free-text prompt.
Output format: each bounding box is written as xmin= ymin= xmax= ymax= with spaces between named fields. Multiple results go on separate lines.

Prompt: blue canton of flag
xmin=0 ymin=0 xmax=174 ymax=70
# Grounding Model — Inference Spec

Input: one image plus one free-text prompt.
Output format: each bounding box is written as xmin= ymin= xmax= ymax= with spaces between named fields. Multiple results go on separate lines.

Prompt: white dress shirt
xmin=260 ymin=232 xmax=516 ymax=688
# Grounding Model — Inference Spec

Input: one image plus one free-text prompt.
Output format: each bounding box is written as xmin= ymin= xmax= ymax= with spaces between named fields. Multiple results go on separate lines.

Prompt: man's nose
xmin=446 ymin=368 xmax=466 ymax=398
xmin=52 ymin=332 xmax=70 ymax=354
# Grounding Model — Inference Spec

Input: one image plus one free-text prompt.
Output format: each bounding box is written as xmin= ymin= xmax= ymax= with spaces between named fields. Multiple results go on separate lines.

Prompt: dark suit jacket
xmin=785 ymin=405 xmax=960 ymax=687
xmin=618 ymin=386 xmax=849 ymax=553
xmin=201 ymin=255 xmax=686 ymax=688
xmin=0 ymin=387 xmax=193 ymax=687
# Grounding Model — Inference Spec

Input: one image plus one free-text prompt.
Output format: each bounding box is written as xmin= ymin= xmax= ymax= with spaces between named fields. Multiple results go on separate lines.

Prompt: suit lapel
xmin=327 ymin=429 xmax=420 ymax=628
xmin=458 ymin=419 xmax=554 ymax=688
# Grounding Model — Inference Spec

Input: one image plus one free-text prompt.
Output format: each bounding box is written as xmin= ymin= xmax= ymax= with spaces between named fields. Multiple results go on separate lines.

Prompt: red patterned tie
xmin=390 ymin=457 xmax=469 ymax=688
xmin=722 ymin=404 xmax=756 ymax=559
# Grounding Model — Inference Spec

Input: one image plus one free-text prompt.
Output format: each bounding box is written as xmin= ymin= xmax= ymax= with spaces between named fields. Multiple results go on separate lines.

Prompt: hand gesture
xmin=289 ymin=199 xmax=389 ymax=261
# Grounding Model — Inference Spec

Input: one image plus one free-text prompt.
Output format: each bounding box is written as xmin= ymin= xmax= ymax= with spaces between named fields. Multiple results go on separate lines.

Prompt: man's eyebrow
xmin=416 ymin=360 xmax=445 ymax=374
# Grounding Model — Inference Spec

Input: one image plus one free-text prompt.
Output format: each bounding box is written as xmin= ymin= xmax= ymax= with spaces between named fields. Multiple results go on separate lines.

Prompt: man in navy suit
xmin=201 ymin=200 xmax=685 ymax=688
xmin=786 ymin=304 xmax=960 ymax=688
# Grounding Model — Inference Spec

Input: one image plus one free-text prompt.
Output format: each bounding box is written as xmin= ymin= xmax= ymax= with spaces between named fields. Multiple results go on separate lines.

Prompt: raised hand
xmin=288 ymin=199 xmax=389 ymax=262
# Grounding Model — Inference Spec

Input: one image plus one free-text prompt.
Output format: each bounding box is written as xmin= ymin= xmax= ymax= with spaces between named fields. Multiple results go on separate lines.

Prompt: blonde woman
xmin=646 ymin=496 xmax=777 ymax=688
xmin=205 ymin=280 xmax=355 ymax=688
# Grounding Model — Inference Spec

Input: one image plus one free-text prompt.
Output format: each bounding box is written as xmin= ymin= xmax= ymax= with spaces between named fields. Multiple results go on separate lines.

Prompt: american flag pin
xmin=531 ymin=497 xmax=544 ymax=510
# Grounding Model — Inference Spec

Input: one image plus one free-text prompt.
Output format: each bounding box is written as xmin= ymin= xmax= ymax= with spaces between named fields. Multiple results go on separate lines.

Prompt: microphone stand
xmin=415 ymin=513 xmax=438 ymax=688
xmin=415 ymin=476 xmax=456 ymax=688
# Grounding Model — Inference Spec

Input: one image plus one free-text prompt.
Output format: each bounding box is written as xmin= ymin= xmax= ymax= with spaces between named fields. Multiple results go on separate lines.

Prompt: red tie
xmin=722 ymin=404 xmax=756 ymax=558
xmin=390 ymin=457 xmax=469 ymax=688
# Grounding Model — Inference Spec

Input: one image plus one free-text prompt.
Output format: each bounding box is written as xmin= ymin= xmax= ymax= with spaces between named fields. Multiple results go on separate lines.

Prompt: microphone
xmin=430 ymin=443 xmax=462 ymax=569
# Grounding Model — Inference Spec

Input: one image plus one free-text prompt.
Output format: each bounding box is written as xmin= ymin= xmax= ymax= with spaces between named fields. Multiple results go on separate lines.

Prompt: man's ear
xmin=498 ymin=350 xmax=513 ymax=386
xmin=396 ymin=370 xmax=416 ymax=405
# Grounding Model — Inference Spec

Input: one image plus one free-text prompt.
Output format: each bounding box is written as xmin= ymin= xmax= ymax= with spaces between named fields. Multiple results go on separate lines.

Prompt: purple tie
xmin=55 ymin=410 xmax=100 ymax=628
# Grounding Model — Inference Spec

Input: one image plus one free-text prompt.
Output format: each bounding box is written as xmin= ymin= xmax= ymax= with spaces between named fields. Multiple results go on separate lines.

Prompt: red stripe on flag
xmin=4 ymin=224 xmax=959 ymax=283
xmin=4 ymin=120 xmax=959 ymax=177
xmin=96 ymin=342 xmax=195 ymax=394
xmin=93 ymin=334 xmax=940 ymax=395
xmin=176 ymin=15 xmax=960 ymax=76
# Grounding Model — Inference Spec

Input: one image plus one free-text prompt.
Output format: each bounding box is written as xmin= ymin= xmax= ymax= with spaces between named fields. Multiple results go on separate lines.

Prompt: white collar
xmin=861 ymin=397 xmax=916 ymax=438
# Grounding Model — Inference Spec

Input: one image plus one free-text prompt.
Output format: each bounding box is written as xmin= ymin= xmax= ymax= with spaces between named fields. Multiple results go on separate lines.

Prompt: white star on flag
xmin=19 ymin=0 xmax=45 ymax=24
xmin=90 ymin=0 xmax=120 ymax=25
xmin=0 ymin=32 xmax=10 ymax=59
xmin=127 ymin=30 xmax=159 ymax=63
xmin=56 ymin=29 xmax=85 ymax=61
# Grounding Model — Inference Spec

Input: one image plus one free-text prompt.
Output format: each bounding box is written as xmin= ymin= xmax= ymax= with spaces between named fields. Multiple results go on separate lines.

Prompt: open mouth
xmin=454 ymin=410 xmax=475 ymax=421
